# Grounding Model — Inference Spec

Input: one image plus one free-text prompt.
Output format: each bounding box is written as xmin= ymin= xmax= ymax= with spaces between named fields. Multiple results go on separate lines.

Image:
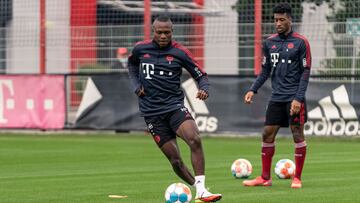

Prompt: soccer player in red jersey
xmin=243 ymin=3 xmax=312 ymax=188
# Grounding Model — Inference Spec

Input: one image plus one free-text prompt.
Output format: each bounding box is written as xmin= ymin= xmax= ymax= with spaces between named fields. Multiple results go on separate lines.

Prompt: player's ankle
xmin=261 ymin=175 xmax=271 ymax=180
xmin=196 ymin=189 xmax=211 ymax=198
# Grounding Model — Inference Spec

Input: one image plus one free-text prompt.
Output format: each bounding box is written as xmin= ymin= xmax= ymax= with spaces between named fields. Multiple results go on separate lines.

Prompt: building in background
xmin=0 ymin=0 xmax=359 ymax=76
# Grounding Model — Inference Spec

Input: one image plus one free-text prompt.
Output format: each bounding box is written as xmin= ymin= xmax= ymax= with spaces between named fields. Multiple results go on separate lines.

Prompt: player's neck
xmin=279 ymin=29 xmax=292 ymax=39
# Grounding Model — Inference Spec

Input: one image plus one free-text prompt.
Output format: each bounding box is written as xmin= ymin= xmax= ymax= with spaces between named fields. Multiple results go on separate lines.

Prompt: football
xmin=164 ymin=183 xmax=192 ymax=203
xmin=274 ymin=159 xmax=296 ymax=179
xmin=231 ymin=158 xmax=253 ymax=178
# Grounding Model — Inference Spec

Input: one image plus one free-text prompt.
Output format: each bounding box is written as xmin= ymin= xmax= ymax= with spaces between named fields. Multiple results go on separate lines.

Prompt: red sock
xmin=261 ymin=142 xmax=275 ymax=180
xmin=294 ymin=141 xmax=307 ymax=180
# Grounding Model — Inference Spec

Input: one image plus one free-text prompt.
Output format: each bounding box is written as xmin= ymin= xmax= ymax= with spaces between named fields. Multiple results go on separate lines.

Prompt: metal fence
xmin=0 ymin=0 xmax=359 ymax=79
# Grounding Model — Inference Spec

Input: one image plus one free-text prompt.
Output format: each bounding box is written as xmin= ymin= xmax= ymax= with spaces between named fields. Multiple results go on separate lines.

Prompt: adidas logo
xmin=304 ymin=85 xmax=360 ymax=136
xmin=182 ymin=78 xmax=218 ymax=132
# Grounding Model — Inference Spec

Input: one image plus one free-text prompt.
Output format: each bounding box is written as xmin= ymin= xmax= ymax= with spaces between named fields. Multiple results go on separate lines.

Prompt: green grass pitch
xmin=0 ymin=133 xmax=359 ymax=203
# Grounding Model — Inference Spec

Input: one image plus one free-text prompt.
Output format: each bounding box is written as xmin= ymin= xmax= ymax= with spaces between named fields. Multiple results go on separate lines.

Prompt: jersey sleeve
xmin=127 ymin=45 xmax=142 ymax=94
xmin=249 ymin=41 xmax=272 ymax=93
xmin=179 ymin=48 xmax=210 ymax=94
xmin=295 ymin=39 xmax=312 ymax=102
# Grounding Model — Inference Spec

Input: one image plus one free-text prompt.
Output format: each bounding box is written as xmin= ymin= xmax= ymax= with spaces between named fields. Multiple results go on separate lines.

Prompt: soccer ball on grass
xmin=231 ymin=158 xmax=253 ymax=178
xmin=274 ymin=159 xmax=296 ymax=179
xmin=164 ymin=182 xmax=192 ymax=203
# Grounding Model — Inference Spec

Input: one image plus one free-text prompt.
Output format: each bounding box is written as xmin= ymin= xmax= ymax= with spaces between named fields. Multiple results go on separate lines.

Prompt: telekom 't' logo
xmin=142 ymin=63 xmax=155 ymax=79
xmin=0 ymin=80 xmax=14 ymax=123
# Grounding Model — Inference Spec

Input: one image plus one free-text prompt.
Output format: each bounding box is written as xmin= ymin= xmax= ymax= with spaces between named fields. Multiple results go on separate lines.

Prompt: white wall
xmin=7 ymin=0 xmax=70 ymax=74
xmin=7 ymin=1 xmax=39 ymax=73
xmin=46 ymin=0 xmax=70 ymax=74
xmin=204 ymin=0 xmax=238 ymax=75
xmin=299 ymin=2 xmax=336 ymax=71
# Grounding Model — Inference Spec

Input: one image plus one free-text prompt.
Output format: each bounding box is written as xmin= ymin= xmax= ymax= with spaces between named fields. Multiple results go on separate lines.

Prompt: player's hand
xmin=136 ymin=86 xmax=145 ymax=97
xmin=244 ymin=91 xmax=254 ymax=104
xmin=290 ymin=100 xmax=301 ymax=116
xmin=196 ymin=89 xmax=209 ymax=100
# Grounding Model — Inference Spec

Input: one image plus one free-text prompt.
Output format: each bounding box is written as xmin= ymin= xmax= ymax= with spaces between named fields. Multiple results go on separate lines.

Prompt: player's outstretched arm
xmin=196 ymin=75 xmax=209 ymax=101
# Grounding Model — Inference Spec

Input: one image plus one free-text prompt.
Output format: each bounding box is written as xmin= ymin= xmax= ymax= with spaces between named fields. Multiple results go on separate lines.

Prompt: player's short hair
xmin=154 ymin=15 xmax=172 ymax=23
xmin=153 ymin=15 xmax=173 ymax=29
xmin=273 ymin=3 xmax=292 ymax=18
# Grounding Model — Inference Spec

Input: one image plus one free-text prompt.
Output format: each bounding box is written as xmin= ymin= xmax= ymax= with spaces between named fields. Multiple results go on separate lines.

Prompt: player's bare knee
xmin=262 ymin=132 xmax=275 ymax=143
xmin=262 ymin=126 xmax=278 ymax=142
xmin=187 ymin=134 xmax=201 ymax=149
xmin=263 ymin=137 xmax=275 ymax=143
xmin=293 ymin=135 xmax=305 ymax=143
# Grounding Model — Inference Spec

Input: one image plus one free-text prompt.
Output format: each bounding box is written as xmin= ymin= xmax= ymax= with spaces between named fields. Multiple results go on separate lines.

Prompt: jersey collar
xmin=279 ymin=29 xmax=293 ymax=39
xmin=152 ymin=40 xmax=172 ymax=50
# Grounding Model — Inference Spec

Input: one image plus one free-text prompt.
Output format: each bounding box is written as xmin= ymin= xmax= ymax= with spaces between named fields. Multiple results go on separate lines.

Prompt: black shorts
xmin=144 ymin=107 xmax=194 ymax=147
xmin=265 ymin=101 xmax=307 ymax=127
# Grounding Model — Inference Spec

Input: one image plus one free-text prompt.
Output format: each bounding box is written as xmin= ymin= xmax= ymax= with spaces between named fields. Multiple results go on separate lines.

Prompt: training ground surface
xmin=0 ymin=133 xmax=359 ymax=203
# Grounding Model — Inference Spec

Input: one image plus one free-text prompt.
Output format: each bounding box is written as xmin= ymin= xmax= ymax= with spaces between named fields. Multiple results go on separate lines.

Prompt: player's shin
xmin=294 ymin=141 xmax=307 ymax=179
xmin=261 ymin=142 xmax=275 ymax=180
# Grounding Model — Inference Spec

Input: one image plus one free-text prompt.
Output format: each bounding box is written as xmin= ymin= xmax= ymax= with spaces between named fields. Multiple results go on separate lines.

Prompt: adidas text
xmin=194 ymin=116 xmax=218 ymax=132
xmin=305 ymin=119 xmax=360 ymax=136
xmin=306 ymin=85 xmax=359 ymax=136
